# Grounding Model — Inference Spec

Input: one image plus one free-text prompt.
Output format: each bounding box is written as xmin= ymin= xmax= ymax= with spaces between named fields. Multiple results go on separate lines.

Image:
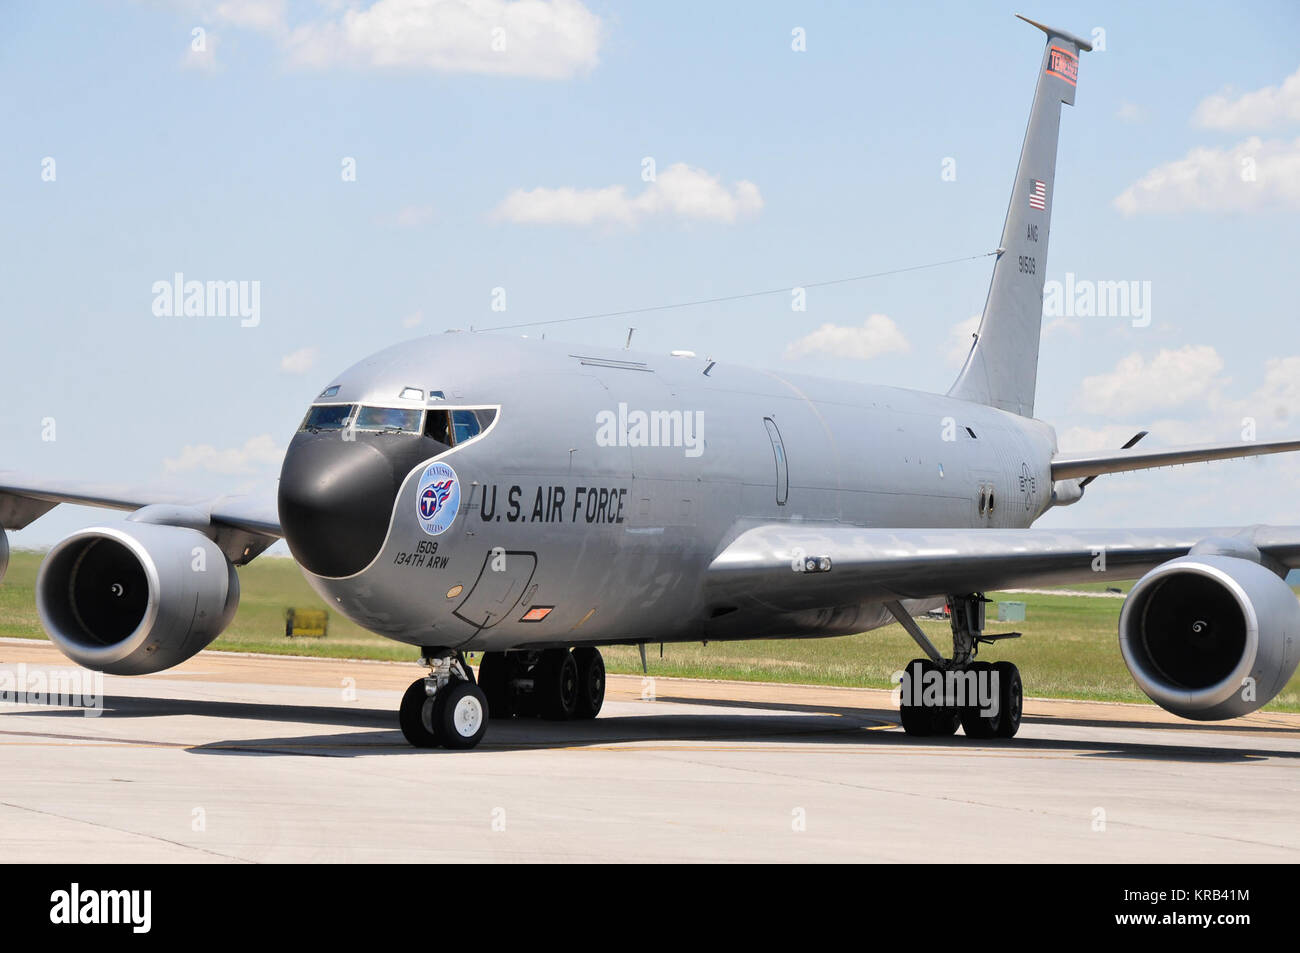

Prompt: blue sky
xmin=4 ymin=0 xmax=1300 ymax=549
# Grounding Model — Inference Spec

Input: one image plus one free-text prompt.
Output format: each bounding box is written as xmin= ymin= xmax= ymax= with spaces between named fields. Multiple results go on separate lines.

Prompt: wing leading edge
xmin=706 ymin=523 xmax=1300 ymax=613
xmin=0 ymin=472 xmax=280 ymax=564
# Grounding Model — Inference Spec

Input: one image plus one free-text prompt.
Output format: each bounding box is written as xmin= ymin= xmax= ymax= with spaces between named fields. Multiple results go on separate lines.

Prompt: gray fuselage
xmin=280 ymin=332 xmax=1057 ymax=653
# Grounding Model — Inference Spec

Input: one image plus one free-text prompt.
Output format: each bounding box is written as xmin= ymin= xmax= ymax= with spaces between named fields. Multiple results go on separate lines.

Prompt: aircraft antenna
xmin=474 ymin=249 xmax=997 ymax=333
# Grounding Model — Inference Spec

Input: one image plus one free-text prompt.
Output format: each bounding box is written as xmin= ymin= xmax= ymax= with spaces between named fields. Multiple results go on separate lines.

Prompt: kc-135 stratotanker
xmin=5 ymin=16 xmax=1300 ymax=748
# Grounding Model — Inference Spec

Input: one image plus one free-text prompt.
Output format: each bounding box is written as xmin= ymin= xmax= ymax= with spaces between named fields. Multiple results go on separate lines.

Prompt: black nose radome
xmin=278 ymin=431 xmax=445 ymax=578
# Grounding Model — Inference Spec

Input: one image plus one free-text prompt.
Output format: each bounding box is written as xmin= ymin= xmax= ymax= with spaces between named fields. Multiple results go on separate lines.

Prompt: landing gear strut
xmin=887 ymin=595 xmax=1024 ymax=740
xmin=399 ymin=652 xmax=489 ymax=750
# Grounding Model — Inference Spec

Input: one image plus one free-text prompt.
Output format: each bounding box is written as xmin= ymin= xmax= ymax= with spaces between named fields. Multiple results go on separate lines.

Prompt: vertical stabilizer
xmin=948 ymin=15 xmax=1091 ymax=417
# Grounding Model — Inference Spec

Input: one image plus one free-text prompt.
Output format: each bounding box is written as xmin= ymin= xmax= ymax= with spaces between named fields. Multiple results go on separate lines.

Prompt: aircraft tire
xmin=478 ymin=651 xmax=515 ymax=719
xmin=899 ymin=658 xmax=939 ymax=736
xmin=959 ymin=661 xmax=1001 ymax=739
xmin=930 ymin=704 xmax=960 ymax=736
xmin=993 ymin=661 xmax=1023 ymax=738
xmin=536 ymin=648 xmax=579 ymax=721
xmin=573 ymin=647 xmax=605 ymax=719
xmin=399 ymin=679 xmax=441 ymax=748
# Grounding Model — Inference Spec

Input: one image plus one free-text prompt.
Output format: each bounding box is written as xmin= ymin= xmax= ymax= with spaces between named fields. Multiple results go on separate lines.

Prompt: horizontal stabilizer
xmin=1014 ymin=14 xmax=1094 ymax=54
xmin=1051 ymin=438 xmax=1300 ymax=482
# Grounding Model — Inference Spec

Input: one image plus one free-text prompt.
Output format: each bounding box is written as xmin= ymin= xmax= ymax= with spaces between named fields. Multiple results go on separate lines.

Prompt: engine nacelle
xmin=0 ymin=527 xmax=9 ymax=584
xmin=1119 ymin=552 xmax=1300 ymax=720
xmin=36 ymin=523 xmax=239 ymax=675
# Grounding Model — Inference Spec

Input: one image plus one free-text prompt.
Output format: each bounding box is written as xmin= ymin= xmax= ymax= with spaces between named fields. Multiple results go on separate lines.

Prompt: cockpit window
xmin=300 ymin=404 xmax=354 ymax=432
xmin=354 ymin=406 xmax=423 ymax=433
xmin=424 ymin=407 xmax=497 ymax=446
xmin=452 ymin=409 xmax=482 ymax=443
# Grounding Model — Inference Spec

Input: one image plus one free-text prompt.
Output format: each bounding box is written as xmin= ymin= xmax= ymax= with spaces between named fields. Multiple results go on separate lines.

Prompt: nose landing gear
xmin=399 ymin=652 xmax=489 ymax=749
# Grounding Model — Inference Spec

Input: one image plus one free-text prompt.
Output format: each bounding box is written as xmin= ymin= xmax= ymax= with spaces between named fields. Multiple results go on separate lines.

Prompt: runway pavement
xmin=2 ymin=637 xmax=1297 ymax=863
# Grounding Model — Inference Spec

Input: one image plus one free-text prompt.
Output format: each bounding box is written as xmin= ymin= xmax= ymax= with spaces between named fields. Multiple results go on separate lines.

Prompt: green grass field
xmin=4 ymin=549 xmax=1298 ymax=710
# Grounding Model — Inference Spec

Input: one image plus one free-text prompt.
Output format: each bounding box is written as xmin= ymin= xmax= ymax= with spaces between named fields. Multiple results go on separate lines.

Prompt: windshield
xmin=299 ymin=404 xmax=354 ymax=432
xmin=355 ymin=406 xmax=424 ymax=433
xmin=300 ymin=402 xmax=493 ymax=442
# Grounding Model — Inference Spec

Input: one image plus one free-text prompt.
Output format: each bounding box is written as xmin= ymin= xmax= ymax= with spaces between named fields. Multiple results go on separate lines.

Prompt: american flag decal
xmin=1028 ymin=179 xmax=1047 ymax=210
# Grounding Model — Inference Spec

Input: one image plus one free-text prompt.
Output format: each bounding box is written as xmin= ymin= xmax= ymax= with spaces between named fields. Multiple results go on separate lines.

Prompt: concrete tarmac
xmin=1 ymin=638 xmax=1297 ymax=863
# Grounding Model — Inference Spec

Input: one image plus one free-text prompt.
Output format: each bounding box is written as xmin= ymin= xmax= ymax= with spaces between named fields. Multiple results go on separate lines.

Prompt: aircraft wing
xmin=0 ymin=472 xmax=281 ymax=560
xmin=1051 ymin=437 xmax=1300 ymax=482
xmin=705 ymin=523 xmax=1300 ymax=611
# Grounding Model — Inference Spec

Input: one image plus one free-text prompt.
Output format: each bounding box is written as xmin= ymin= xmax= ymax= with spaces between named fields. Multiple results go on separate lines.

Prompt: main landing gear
xmin=478 ymin=647 xmax=605 ymax=722
xmin=398 ymin=647 xmax=607 ymax=749
xmin=885 ymin=594 xmax=1024 ymax=740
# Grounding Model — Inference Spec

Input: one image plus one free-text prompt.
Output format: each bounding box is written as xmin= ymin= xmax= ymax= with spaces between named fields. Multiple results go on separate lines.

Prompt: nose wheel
xmin=399 ymin=653 xmax=489 ymax=749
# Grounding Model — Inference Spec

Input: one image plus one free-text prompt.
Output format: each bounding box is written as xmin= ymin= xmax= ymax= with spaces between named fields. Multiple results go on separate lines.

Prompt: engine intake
xmin=37 ymin=523 xmax=239 ymax=675
xmin=1119 ymin=553 xmax=1300 ymax=720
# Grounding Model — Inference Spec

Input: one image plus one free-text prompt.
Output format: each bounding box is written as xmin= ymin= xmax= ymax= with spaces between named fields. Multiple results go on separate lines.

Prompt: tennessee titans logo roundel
xmin=415 ymin=462 xmax=460 ymax=536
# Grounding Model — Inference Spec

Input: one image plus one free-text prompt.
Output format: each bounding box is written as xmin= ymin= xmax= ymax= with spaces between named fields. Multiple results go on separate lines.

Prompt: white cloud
xmin=1113 ymin=136 xmax=1300 ymax=215
xmin=1194 ymin=65 xmax=1300 ymax=130
xmin=1222 ymin=354 xmax=1300 ymax=427
xmin=1043 ymin=315 xmax=1081 ymax=336
xmin=784 ymin=313 xmax=909 ymax=361
xmin=1253 ymin=355 xmax=1300 ymax=418
xmin=945 ymin=315 xmax=980 ymax=367
xmin=393 ymin=204 xmax=435 ymax=227
xmin=1074 ymin=345 xmax=1226 ymax=416
xmin=1060 ymin=354 xmax=1300 ymax=454
xmin=491 ymin=163 xmax=763 ymax=227
xmin=1115 ymin=102 xmax=1147 ymax=124
xmin=163 ymin=434 xmax=283 ymax=476
xmin=280 ymin=346 xmax=319 ymax=374
xmin=285 ymin=0 xmax=601 ymax=78
xmin=402 ymin=310 xmax=425 ymax=328
xmin=209 ymin=0 xmax=287 ymax=33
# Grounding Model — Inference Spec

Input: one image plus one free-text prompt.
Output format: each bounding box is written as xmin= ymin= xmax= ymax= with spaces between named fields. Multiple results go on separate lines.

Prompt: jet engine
xmin=0 ymin=526 xmax=9 ymax=584
xmin=1119 ymin=547 xmax=1300 ymax=720
xmin=36 ymin=523 xmax=239 ymax=675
